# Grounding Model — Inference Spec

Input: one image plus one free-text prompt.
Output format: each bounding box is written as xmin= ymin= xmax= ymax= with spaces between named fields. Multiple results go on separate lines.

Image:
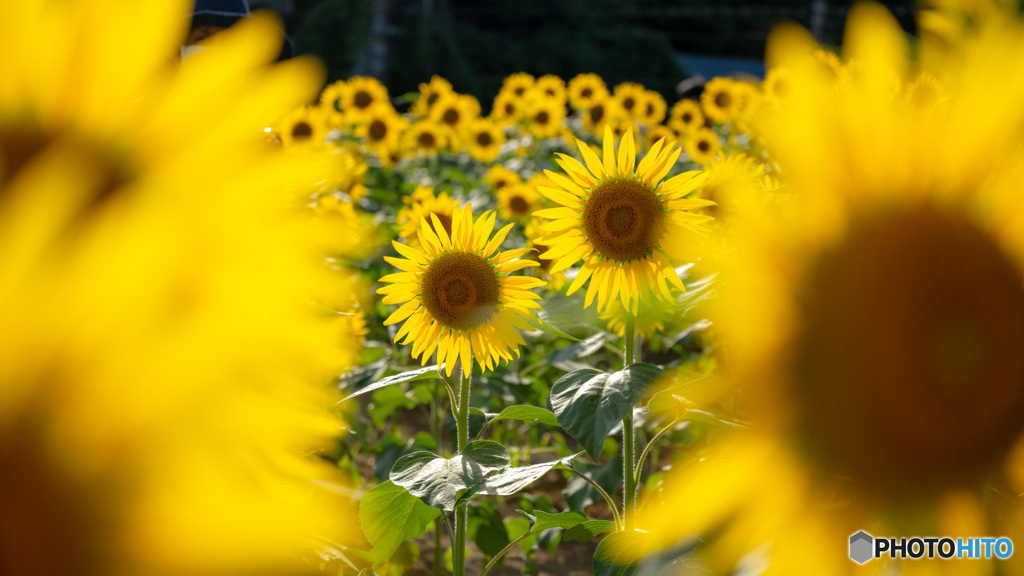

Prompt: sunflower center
xmin=535 ymin=111 xmax=550 ymax=125
xmin=353 ymin=90 xmax=373 ymax=109
xmin=368 ymin=120 xmax=387 ymax=141
xmin=509 ymin=195 xmax=529 ymax=214
xmin=792 ymin=204 xmax=1024 ymax=498
xmin=442 ymin=109 xmax=460 ymax=126
xmin=291 ymin=121 xmax=313 ymax=140
xmin=622 ymin=97 xmax=636 ymax=111
xmin=417 ymin=131 xmax=437 ymax=148
xmin=503 ymin=102 xmax=515 ymax=116
xmin=420 ymin=251 xmax=501 ymax=331
xmin=697 ymin=140 xmax=710 ymax=153
xmin=581 ymin=87 xmax=593 ymax=98
xmin=583 ymin=178 xmax=664 ymax=263
xmin=714 ymin=92 xmax=731 ymax=108
xmin=476 ymin=132 xmax=493 ymax=147
xmin=591 ymin=105 xmax=605 ymax=124
xmin=682 ymin=112 xmax=692 ymax=123
xmin=427 ymin=92 xmax=440 ymax=107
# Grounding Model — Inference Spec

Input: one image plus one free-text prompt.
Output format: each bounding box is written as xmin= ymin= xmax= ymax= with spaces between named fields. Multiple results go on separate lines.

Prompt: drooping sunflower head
xmin=497 ymin=182 xmax=542 ymax=224
xmin=638 ymin=3 xmax=1024 ymax=571
xmin=568 ymin=73 xmax=610 ymax=110
xmin=379 ymin=206 xmax=546 ymax=376
xmin=534 ymin=126 xmax=713 ymax=314
xmin=684 ymin=127 xmax=721 ymax=164
xmin=668 ymin=98 xmax=704 ymax=134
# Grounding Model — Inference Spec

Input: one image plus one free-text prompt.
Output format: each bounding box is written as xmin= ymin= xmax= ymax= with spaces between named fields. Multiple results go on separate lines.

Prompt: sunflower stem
xmin=453 ymin=359 xmax=472 ymax=576
xmin=432 ymin=380 xmax=445 ymax=576
xmin=622 ymin=314 xmax=637 ymax=532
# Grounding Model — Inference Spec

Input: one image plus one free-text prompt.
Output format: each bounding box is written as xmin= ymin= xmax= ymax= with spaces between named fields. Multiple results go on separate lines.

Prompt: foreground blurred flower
xmin=637 ymin=3 xmax=1024 ymax=573
xmin=0 ymin=1 xmax=356 ymax=575
xmin=379 ymin=206 xmax=546 ymax=376
xmin=534 ymin=126 xmax=712 ymax=314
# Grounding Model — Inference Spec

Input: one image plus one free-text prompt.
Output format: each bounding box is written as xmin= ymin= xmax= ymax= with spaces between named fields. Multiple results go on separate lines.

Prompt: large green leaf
xmin=564 ymin=520 xmax=616 ymax=543
xmin=550 ymin=363 xmax=668 ymax=459
xmin=342 ymin=364 xmax=444 ymax=401
xmin=520 ymin=509 xmax=589 ymax=532
xmin=486 ymin=405 xmax=561 ymax=428
xmin=459 ymin=454 xmax=579 ymax=502
xmin=358 ymin=481 xmax=442 ymax=566
xmin=389 ymin=441 xmax=511 ymax=510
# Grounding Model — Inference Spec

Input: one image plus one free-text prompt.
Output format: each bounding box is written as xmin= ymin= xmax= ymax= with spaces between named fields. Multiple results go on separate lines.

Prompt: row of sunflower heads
xmin=631 ymin=1 xmax=1024 ymax=574
xmin=0 ymin=2 xmax=369 ymax=575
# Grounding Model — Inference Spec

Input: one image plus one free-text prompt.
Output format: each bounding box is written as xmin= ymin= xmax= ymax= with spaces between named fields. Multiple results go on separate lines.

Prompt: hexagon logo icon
xmin=849 ymin=531 xmax=873 ymax=564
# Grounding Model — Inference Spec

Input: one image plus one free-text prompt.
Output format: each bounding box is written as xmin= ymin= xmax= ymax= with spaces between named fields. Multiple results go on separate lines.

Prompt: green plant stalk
xmin=635 ymin=416 xmax=683 ymax=485
xmin=453 ymin=360 xmax=471 ymax=576
xmin=432 ymin=380 xmax=445 ymax=576
xmin=480 ymin=532 xmax=532 ymax=576
xmin=622 ymin=315 xmax=637 ymax=531
xmin=565 ymin=467 xmax=623 ymax=529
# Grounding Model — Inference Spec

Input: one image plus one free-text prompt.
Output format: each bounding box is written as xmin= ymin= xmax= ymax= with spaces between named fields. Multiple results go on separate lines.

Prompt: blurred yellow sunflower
xmin=402 ymin=120 xmax=449 ymax=156
xmin=638 ymin=90 xmax=668 ymax=126
xmin=684 ymin=127 xmax=720 ymax=164
xmin=697 ymin=152 xmax=766 ymax=223
xmin=762 ymin=66 xmax=792 ymax=103
xmin=464 ymin=117 xmax=506 ymax=162
xmin=582 ymin=98 xmax=620 ymax=135
xmin=354 ymin=103 xmax=406 ymax=154
xmin=668 ymin=98 xmax=704 ymax=134
xmin=534 ymin=127 xmax=713 ymax=314
xmin=379 ymin=206 xmax=546 ymax=376
xmin=500 ymin=72 xmax=536 ymax=100
xmin=638 ymin=4 xmax=1024 ymax=573
xmin=319 ymin=78 xmax=349 ymax=127
xmin=490 ymin=91 xmax=527 ymax=127
xmin=0 ymin=3 xmax=356 ymax=575
xmin=568 ymin=73 xmax=610 ymax=110
xmin=412 ymin=74 xmax=455 ymax=118
xmin=397 ymin=186 xmax=462 ymax=248
xmin=430 ymin=92 xmax=479 ymax=133
xmin=275 ymin=105 xmax=330 ymax=148
xmin=486 ymin=165 xmax=521 ymax=192
xmin=497 ymin=182 xmax=542 ymax=224
xmin=701 ymin=77 xmax=741 ymax=124
xmin=313 ymin=194 xmax=380 ymax=261
xmin=612 ymin=81 xmax=648 ymax=119
xmin=535 ymin=74 xmax=568 ymax=105
xmin=646 ymin=124 xmax=678 ymax=150
xmin=599 ymin=297 xmax=671 ymax=339
xmin=342 ymin=75 xmax=389 ymax=122
xmin=525 ymin=97 xmax=566 ymax=139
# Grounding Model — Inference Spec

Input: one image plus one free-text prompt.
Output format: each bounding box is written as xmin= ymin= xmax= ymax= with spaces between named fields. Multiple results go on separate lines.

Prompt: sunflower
xmin=0 ymin=5 xmax=356 ymax=575
xmin=684 ymin=127 xmax=721 ymax=164
xmin=319 ymin=78 xmax=349 ymax=127
xmin=525 ymin=97 xmax=566 ymax=139
xmin=700 ymin=77 xmax=741 ymax=124
xmin=430 ymin=93 xmax=479 ymax=133
xmin=567 ymin=73 xmax=610 ymax=110
xmin=535 ymin=74 xmax=568 ymax=105
xmin=534 ymin=126 xmax=714 ymax=314
xmin=379 ymin=206 xmax=546 ymax=376
xmin=582 ymin=98 xmax=621 ymax=135
xmin=762 ymin=66 xmax=792 ymax=103
xmin=497 ymin=182 xmax=542 ymax=224
xmin=412 ymin=74 xmax=455 ymax=118
xmin=696 ymin=152 xmax=766 ymax=222
xmin=668 ymin=98 xmax=705 ymax=134
xmin=402 ymin=120 xmax=450 ymax=156
xmin=638 ymin=4 xmax=1024 ymax=573
xmin=599 ymin=297 xmax=671 ymax=339
xmin=397 ymin=186 xmax=462 ymax=248
xmin=274 ymin=105 xmax=330 ymax=148
xmin=646 ymin=124 xmax=678 ymax=150
xmin=313 ymin=194 xmax=380 ymax=261
xmin=638 ymin=90 xmax=668 ymax=126
xmin=612 ymin=81 xmax=648 ymax=119
xmin=354 ymin=102 xmax=406 ymax=153
xmin=490 ymin=91 xmax=527 ymax=127
xmin=486 ymin=165 xmax=521 ymax=192
xmin=342 ymin=75 xmax=389 ymax=122
xmin=464 ymin=117 xmax=506 ymax=163
xmin=500 ymin=72 xmax=536 ymax=100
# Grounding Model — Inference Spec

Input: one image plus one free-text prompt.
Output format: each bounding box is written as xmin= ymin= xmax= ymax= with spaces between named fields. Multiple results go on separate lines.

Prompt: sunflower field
xmin=5 ymin=0 xmax=1024 ymax=575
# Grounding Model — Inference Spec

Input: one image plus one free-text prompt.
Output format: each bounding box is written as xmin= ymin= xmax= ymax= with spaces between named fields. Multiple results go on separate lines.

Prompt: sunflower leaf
xmin=517 ymin=312 xmax=583 ymax=342
xmin=593 ymin=531 xmax=646 ymax=576
xmin=564 ymin=520 xmax=616 ymax=543
xmin=458 ymin=453 xmax=580 ymax=504
xmin=486 ymin=405 xmax=561 ymax=428
xmin=358 ymin=480 xmax=441 ymax=567
xmin=550 ymin=363 xmax=668 ymax=459
xmin=342 ymin=364 xmax=444 ymax=401
xmin=389 ymin=441 xmax=511 ymax=511
xmin=520 ymin=509 xmax=590 ymax=533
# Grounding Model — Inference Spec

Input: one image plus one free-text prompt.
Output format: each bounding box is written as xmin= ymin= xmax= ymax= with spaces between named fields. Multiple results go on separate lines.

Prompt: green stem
xmin=480 ymin=532 xmax=532 ymax=576
xmin=453 ymin=360 xmax=472 ymax=576
xmin=622 ymin=315 xmax=637 ymax=532
xmin=432 ymin=381 xmax=445 ymax=576
xmin=634 ymin=416 xmax=684 ymax=487
xmin=565 ymin=466 xmax=623 ymax=530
